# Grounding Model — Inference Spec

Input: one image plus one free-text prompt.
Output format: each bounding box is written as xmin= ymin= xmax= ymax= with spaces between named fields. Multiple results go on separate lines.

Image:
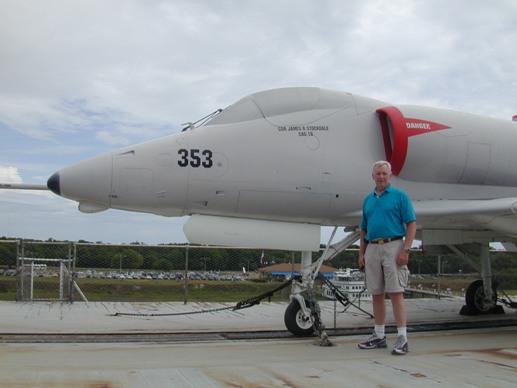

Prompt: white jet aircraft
xmin=9 ymin=87 xmax=517 ymax=335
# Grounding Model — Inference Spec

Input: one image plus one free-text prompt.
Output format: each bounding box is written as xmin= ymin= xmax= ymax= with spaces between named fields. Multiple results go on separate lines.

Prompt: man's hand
xmin=396 ymin=250 xmax=409 ymax=266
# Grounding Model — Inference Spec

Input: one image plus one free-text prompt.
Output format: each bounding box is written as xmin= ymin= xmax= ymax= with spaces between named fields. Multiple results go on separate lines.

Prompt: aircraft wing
xmin=411 ymin=197 xmax=517 ymax=239
xmin=341 ymin=197 xmax=517 ymax=240
xmin=413 ymin=197 xmax=517 ymax=216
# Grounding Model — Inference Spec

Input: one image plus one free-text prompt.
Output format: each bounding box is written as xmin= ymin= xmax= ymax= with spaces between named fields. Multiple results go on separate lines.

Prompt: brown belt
xmin=367 ymin=236 xmax=403 ymax=245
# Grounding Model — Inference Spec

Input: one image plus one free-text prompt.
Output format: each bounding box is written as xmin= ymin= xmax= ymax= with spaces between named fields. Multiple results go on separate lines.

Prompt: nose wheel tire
xmin=284 ymin=300 xmax=315 ymax=336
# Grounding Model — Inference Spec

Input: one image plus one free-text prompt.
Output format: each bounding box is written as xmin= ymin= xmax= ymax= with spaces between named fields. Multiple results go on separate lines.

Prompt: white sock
xmin=397 ymin=327 xmax=407 ymax=339
xmin=374 ymin=325 xmax=385 ymax=338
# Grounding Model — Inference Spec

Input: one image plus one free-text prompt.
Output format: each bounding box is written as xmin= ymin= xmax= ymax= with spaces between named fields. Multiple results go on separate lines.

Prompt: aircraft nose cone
xmin=46 ymin=152 xmax=113 ymax=209
xmin=47 ymin=172 xmax=61 ymax=196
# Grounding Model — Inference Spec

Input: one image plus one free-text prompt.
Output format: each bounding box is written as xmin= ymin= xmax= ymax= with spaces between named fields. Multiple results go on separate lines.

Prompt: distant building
xmin=258 ymin=263 xmax=337 ymax=280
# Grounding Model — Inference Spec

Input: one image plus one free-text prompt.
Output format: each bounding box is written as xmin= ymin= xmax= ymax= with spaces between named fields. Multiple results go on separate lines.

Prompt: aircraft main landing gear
xmin=434 ymin=243 xmax=505 ymax=316
xmin=461 ymin=279 xmax=504 ymax=315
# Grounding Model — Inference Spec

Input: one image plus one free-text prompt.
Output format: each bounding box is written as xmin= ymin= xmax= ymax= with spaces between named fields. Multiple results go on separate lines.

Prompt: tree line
xmin=1 ymin=238 xmax=517 ymax=280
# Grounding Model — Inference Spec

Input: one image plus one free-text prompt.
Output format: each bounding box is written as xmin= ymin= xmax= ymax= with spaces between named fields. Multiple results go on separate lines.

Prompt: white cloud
xmin=95 ymin=130 xmax=130 ymax=146
xmin=0 ymin=166 xmax=22 ymax=183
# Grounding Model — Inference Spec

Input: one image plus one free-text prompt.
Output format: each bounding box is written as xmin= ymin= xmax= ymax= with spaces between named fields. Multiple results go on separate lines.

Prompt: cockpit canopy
xmin=205 ymin=87 xmax=354 ymax=126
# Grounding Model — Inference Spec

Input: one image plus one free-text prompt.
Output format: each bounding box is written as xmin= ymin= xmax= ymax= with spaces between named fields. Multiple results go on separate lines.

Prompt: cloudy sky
xmin=1 ymin=0 xmax=517 ymax=245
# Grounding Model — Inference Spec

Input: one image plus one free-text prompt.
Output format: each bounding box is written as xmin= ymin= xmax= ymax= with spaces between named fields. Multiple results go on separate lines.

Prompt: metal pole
xmin=437 ymin=255 xmax=441 ymax=299
xmin=15 ymin=240 xmax=21 ymax=301
xmin=333 ymin=298 xmax=337 ymax=329
xmin=30 ymin=260 xmax=34 ymax=301
xmin=70 ymin=242 xmax=76 ymax=303
xmin=59 ymin=260 xmax=64 ymax=300
xmin=184 ymin=245 xmax=189 ymax=305
xmin=291 ymin=251 xmax=295 ymax=278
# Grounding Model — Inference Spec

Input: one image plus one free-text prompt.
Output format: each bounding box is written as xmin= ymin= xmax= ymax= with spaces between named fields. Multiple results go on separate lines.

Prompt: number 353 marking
xmin=178 ymin=149 xmax=213 ymax=168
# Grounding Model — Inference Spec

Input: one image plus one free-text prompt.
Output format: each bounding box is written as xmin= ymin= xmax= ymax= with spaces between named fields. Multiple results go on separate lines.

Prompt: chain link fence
xmin=1 ymin=240 xmax=516 ymax=303
xmin=0 ymin=240 xmax=358 ymax=303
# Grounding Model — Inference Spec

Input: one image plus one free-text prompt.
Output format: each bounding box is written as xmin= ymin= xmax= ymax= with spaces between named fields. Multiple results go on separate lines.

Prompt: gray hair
xmin=372 ymin=160 xmax=392 ymax=172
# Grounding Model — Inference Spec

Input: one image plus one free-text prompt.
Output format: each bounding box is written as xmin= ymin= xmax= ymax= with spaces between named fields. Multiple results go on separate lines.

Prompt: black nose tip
xmin=47 ymin=172 xmax=61 ymax=196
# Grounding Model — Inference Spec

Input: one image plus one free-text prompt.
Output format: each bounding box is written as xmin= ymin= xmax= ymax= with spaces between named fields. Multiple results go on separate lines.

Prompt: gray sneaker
xmin=392 ymin=335 xmax=408 ymax=355
xmin=358 ymin=332 xmax=387 ymax=349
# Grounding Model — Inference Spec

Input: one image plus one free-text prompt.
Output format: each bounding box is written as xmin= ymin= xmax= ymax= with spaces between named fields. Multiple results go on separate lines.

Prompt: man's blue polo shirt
xmin=361 ymin=184 xmax=416 ymax=241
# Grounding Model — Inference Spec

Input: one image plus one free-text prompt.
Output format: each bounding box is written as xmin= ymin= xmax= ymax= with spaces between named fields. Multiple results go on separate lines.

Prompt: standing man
xmin=358 ymin=160 xmax=416 ymax=355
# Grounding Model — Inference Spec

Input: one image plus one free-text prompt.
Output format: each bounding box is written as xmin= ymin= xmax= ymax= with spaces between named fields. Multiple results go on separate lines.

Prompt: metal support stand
xmin=319 ymin=273 xmax=373 ymax=318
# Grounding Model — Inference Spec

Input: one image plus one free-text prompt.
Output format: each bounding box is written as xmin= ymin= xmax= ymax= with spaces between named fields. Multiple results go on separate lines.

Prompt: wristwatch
xmin=404 ymin=248 xmax=411 ymax=253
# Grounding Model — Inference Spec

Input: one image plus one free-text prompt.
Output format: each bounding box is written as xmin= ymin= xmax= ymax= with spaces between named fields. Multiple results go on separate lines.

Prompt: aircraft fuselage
xmin=47 ymin=87 xmax=517 ymax=240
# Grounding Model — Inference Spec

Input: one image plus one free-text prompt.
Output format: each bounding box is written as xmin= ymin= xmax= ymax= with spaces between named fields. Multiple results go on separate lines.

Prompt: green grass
xmin=0 ymin=276 xmax=291 ymax=302
xmin=76 ymin=278 xmax=292 ymax=302
xmin=1 ymin=276 xmax=515 ymax=302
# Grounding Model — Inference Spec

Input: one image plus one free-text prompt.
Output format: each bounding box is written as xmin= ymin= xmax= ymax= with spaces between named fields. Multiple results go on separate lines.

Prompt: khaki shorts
xmin=364 ymin=239 xmax=409 ymax=295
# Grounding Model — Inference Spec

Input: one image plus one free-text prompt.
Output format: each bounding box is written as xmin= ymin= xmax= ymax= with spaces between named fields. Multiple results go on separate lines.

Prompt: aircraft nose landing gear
xmin=284 ymin=296 xmax=333 ymax=346
xmin=284 ymin=299 xmax=315 ymax=336
xmin=283 ymin=231 xmax=361 ymax=344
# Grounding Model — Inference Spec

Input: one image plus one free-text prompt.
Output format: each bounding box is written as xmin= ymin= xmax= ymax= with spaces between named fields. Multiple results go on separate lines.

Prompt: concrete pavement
xmin=1 ymin=298 xmax=516 ymax=387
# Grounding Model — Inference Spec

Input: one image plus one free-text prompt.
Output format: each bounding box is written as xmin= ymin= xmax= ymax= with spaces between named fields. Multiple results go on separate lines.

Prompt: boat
xmin=322 ymin=268 xmax=371 ymax=300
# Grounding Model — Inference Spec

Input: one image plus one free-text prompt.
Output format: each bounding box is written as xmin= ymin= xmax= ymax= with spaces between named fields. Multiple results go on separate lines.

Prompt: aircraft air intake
xmin=376 ymin=106 xmax=450 ymax=176
xmin=376 ymin=105 xmax=517 ymax=186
